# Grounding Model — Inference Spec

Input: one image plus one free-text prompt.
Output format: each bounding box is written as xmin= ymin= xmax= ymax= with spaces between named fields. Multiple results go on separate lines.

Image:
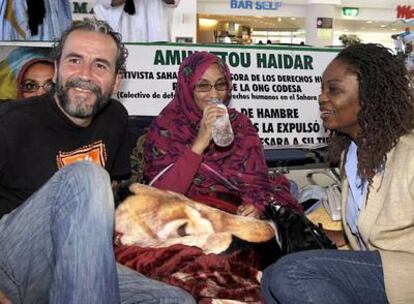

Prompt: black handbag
xmin=264 ymin=202 xmax=337 ymax=255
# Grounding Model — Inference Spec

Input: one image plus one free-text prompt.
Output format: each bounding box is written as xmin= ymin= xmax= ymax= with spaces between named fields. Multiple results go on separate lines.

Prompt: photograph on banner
xmin=0 ymin=42 xmax=339 ymax=148
xmin=0 ymin=45 xmax=53 ymax=101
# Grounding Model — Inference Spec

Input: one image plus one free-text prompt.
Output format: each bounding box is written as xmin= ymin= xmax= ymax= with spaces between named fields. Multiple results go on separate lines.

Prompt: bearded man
xmin=0 ymin=18 xmax=195 ymax=304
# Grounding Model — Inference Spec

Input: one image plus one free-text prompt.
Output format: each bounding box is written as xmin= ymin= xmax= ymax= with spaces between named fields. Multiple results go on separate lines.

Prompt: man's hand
xmin=0 ymin=290 xmax=11 ymax=304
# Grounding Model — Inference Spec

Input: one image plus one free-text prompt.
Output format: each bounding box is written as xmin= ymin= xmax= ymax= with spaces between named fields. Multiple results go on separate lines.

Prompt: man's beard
xmin=56 ymin=76 xmax=111 ymax=119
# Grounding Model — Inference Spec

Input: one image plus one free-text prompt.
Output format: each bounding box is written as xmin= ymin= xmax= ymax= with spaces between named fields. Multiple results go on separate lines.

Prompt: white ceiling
xmin=198 ymin=13 xmax=411 ymax=34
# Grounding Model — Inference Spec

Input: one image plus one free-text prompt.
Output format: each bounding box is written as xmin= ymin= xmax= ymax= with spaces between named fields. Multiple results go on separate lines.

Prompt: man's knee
xmin=51 ymin=161 xmax=114 ymax=219
xmin=59 ymin=161 xmax=111 ymax=200
xmin=60 ymin=161 xmax=110 ymax=183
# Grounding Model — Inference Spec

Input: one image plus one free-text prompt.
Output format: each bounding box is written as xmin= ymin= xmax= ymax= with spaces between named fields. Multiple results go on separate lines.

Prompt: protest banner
xmin=0 ymin=42 xmax=339 ymax=147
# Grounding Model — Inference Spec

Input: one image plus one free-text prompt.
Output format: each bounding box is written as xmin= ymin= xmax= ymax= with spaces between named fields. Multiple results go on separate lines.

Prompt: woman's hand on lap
xmin=238 ymin=203 xmax=261 ymax=218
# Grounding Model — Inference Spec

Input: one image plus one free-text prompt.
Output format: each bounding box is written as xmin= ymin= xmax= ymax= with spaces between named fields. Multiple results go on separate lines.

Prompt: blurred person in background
xmin=94 ymin=0 xmax=180 ymax=42
xmin=0 ymin=0 xmax=72 ymax=40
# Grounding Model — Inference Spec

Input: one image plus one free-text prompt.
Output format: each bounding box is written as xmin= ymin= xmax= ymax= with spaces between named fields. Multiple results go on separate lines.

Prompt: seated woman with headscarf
xmin=144 ymin=52 xmax=301 ymax=218
xmin=17 ymin=58 xmax=54 ymax=99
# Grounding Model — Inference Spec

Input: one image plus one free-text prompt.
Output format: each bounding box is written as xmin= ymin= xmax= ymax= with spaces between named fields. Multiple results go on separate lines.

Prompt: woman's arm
xmin=145 ymin=104 xmax=224 ymax=194
xmin=150 ymin=148 xmax=202 ymax=194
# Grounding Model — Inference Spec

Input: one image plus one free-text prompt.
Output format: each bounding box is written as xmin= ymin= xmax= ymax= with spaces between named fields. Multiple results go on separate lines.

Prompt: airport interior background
xmin=194 ymin=0 xmax=412 ymax=50
xmin=67 ymin=0 xmax=414 ymax=51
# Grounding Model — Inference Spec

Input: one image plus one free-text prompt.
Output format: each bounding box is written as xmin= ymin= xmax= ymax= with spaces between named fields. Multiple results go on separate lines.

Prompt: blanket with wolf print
xmin=114 ymin=183 xmax=280 ymax=303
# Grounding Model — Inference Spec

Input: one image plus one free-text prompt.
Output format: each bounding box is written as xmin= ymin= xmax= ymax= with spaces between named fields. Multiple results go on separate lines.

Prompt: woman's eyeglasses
xmin=194 ymin=80 xmax=229 ymax=92
xmin=20 ymin=80 xmax=54 ymax=93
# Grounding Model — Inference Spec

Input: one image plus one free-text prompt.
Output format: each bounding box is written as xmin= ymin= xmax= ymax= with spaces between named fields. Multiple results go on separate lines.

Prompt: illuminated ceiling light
xmin=278 ymin=17 xmax=282 ymax=22
xmin=199 ymin=18 xmax=218 ymax=27
xmin=290 ymin=17 xmax=296 ymax=20
xmin=366 ymin=20 xmax=373 ymax=23
xmin=380 ymin=24 xmax=386 ymax=28
xmin=344 ymin=28 xmax=348 ymax=31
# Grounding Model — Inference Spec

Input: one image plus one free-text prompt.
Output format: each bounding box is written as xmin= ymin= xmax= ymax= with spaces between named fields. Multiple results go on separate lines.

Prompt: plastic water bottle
xmin=209 ymin=99 xmax=234 ymax=147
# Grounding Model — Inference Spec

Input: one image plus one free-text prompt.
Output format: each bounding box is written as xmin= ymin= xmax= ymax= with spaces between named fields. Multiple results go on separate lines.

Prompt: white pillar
xmin=171 ymin=0 xmax=197 ymax=43
xmin=305 ymin=0 xmax=339 ymax=47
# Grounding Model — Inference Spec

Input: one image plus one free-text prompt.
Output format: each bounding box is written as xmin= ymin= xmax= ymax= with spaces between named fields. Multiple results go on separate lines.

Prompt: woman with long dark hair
xmin=262 ymin=43 xmax=414 ymax=304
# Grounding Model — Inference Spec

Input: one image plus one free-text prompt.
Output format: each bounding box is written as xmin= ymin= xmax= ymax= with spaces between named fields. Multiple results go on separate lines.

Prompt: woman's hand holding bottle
xmin=191 ymin=103 xmax=226 ymax=155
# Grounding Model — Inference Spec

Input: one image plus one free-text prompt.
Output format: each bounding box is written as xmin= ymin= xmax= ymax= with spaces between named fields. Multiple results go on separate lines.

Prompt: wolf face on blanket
xmin=115 ymin=183 xmax=276 ymax=254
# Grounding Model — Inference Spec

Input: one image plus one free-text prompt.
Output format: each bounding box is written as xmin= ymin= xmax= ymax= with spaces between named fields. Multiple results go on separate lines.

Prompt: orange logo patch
xmin=57 ymin=141 xmax=107 ymax=169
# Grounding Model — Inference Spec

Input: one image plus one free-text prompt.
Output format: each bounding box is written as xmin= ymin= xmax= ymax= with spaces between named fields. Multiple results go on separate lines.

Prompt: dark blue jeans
xmin=261 ymin=249 xmax=389 ymax=304
xmin=0 ymin=161 xmax=195 ymax=304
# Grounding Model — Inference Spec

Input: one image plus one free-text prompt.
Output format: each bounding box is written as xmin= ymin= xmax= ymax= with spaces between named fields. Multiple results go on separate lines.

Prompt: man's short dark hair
xmin=52 ymin=18 xmax=128 ymax=74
